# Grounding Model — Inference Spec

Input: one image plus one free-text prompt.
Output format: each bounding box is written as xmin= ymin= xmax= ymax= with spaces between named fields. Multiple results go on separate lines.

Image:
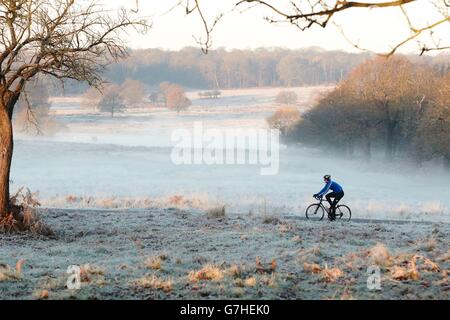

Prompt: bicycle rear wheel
xmin=335 ymin=205 xmax=351 ymax=221
xmin=306 ymin=204 xmax=325 ymax=221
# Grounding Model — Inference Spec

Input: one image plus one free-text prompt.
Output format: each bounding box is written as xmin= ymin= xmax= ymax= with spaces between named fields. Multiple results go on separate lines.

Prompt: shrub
xmin=188 ymin=265 xmax=224 ymax=282
xmin=0 ymin=187 xmax=53 ymax=236
xmin=267 ymin=107 xmax=301 ymax=135
xmin=206 ymin=205 xmax=226 ymax=219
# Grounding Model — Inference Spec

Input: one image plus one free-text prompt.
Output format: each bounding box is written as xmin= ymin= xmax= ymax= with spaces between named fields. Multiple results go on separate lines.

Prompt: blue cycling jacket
xmin=317 ymin=180 xmax=343 ymax=197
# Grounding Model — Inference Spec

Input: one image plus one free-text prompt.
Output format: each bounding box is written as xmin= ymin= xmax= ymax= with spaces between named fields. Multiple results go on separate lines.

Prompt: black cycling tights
xmin=326 ymin=191 xmax=344 ymax=211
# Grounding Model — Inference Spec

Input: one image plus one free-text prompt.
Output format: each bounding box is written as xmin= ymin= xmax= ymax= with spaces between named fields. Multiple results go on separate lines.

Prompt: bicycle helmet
xmin=323 ymin=174 xmax=331 ymax=181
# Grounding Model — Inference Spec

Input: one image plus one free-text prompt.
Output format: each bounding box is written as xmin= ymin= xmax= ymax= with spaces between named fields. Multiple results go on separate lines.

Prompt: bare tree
xmin=165 ymin=84 xmax=192 ymax=113
xmin=345 ymin=56 xmax=436 ymax=159
xmin=99 ymin=84 xmax=125 ymax=117
xmin=0 ymin=0 xmax=149 ymax=220
xmin=177 ymin=0 xmax=450 ymax=56
xmin=292 ymin=56 xmax=439 ymax=160
xmin=267 ymin=106 xmax=301 ymax=135
xmin=81 ymin=86 xmax=102 ymax=112
xmin=415 ymin=73 xmax=450 ymax=165
xmin=14 ymin=77 xmax=64 ymax=135
xmin=120 ymin=78 xmax=146 ymax=107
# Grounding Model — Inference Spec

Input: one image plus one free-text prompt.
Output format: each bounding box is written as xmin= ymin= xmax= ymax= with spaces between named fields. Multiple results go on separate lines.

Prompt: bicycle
xmin=305 ymin=196 xmax=352 ymax=221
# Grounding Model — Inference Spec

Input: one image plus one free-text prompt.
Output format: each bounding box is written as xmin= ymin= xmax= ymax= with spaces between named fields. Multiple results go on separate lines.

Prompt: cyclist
xmin=313 ymin=175 xmax=344 ymax=221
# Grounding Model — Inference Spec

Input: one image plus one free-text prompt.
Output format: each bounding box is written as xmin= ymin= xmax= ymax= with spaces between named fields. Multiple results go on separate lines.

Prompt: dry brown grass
xmin=225 ymin=264 xmax=243 ymax=278
xmin=437 ymin=249 xmax=450 ymax=262
xmin=134 ymin=274 xmax=173 ymax=293
xmin=65 ymin=195 xmax=80 ymax=203
xmin=298 ymin=246 xmax=321 ymax=263
xmin=0 ymin=266 xmax=19 ymax=282
xmin=321 ymin=266 xmax=344 ymax=283
xmin=0 ymin=187 xmax=53 ymax=236
xmin=434 ymin=270 xmax=449 ymax=286
xmin=34 ymin=290 xmax=50 ymax=300
xmin=234 ymin=278 xmax=245 ymax=287
xmin=206 ymin=205 xmax=226 ymax=219
xmin=188 ymin=264 xmax=224 ymax=282
xmin=145 ymin=256 xmax=163 ymax=270
xmin=303 ymin=262 xmax=343 ymax=282
xmin=244 ymin=277 xmax=257 ymax=287
xmin=234 ymin=276 xmax=258 ymax=288
xmin=255 ymin=256 xmax=277 ymax=274
xmin=79 ymin=264 xmax=106 ymax=284
xmin=168 ymin=195 xmax=185 ymax=207
xmin=303 ymin=262 xmax=321 ymax=274
xmin=390 ymin=255 xmax=441 ymax=281
xmin=367 ymin=243 xmax=392 ymax=267
xmin=260 ymin=273 xmax=278 ymax=288
xmin=390 ymin=266 xmax=419 ymax=281
xmin=0 ymin=259 xmax=25 ymax=282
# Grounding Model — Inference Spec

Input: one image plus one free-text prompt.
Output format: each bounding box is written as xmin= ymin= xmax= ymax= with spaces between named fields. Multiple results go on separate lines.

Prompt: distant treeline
xmin=57 ymin=47 xmax=450 ymax=95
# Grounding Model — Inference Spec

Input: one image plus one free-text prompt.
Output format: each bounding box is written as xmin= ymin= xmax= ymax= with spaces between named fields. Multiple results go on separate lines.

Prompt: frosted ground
xmin=0 ymin=208 xmax=449 ymax=299
xmin=1 ymin=86 xmax=448 ymax=300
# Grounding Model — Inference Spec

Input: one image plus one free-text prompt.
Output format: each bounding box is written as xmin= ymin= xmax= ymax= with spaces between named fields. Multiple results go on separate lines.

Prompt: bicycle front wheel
xmin=335 ymin=205 xmax=351 ymax=221
xmin=305 ymin=204 xmax=325 ymax=221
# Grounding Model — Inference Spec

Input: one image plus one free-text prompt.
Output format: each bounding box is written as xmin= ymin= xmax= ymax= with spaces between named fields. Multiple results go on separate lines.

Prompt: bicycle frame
xmin=307 ymin=196 xmax=351 ymax=221
xmin=315 ymin=197 xmax=331 ymax=212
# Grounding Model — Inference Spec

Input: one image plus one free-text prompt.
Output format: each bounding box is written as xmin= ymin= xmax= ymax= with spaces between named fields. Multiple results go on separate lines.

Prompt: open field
xmin=12 ymin=86 xmax=450 ymax=222
xmin=0 ymin=208 xmax=448 ymax=299
xmin=4 ymin=86 xmax=449 ymax=300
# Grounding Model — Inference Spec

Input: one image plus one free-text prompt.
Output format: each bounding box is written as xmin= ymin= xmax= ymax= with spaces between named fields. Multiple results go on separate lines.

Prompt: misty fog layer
xmin=10 ymin=87 xmax=450 ymax=222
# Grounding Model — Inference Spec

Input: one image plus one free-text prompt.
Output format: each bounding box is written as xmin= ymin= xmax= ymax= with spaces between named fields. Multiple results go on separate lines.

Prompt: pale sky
xmin=104 ymin=0 xmax=450 ymax=55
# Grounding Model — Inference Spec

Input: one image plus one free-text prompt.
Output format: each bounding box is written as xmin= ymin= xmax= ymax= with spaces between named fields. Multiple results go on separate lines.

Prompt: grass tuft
xmin=134 ymin=274 xmax=173 ymax=293
xmin=206 ymin=206 xmax=226 ymax=219
xmin=188 ymin=265 xmax=224 ymax=282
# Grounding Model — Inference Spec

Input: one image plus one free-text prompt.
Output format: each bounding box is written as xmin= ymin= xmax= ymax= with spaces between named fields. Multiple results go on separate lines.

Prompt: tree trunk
xmin=0 ymin=105 xmax=14 ymax=217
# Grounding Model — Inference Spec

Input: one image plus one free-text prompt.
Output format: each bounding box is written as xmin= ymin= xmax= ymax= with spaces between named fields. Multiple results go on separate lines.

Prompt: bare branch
xmin=183 ymin=0 xmax=449 ymax=56
xmin=0 ymin=0 xmax=150 ymax=109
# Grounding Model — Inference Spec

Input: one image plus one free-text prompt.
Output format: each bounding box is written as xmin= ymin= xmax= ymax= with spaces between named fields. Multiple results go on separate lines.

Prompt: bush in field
xmin=119 ymin=79 xmax=147 ymax=107
xmin=198 ymin=90 xmax=221 ymax=99
xmin=267 ymin=107 xmax=301 ymax=135
xmin=275 ymin=91 xmax=298 ymax=106
xmin=98 ymin=84 xmax=126 ymax=117
xmin=162 ymin=83 xmax=191 ymax=113
xmin=206 ymin=205 xmax=226 ymax=219
xmin=81 ymin=87 xmax=102 ymax=112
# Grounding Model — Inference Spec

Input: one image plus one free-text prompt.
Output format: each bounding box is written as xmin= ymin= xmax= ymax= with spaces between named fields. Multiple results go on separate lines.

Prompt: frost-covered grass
xmin=2 ymin=86 xmax=449 ymax=299
xmin=10 ymin=86 xmax=450 ymax=223
xmin=0 ymin=208 xmax=448 ymax=299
